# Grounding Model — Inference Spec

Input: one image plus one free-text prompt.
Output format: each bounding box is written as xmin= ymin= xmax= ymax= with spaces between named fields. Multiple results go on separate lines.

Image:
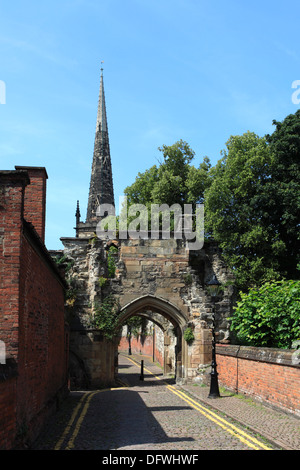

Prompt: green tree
xmin=122 ymin=140 xmax=211 ymax=228
xmin=265 ymin=110 xmax=300 ymax=280
xmin=204 ymin=131 xmax=278 ymax=291
xmin=204 ymin=111 xmax=300 ymax=292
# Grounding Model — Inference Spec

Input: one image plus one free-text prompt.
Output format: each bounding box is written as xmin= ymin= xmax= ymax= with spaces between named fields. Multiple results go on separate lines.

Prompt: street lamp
xmin=206 ymin=274 xmax=222 ymax=399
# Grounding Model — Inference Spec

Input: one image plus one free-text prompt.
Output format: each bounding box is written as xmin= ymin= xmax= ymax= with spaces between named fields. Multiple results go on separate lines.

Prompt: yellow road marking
xmin=65 ymin=391 xmax=98 ymax=449
xmin=55 ymin=356 xmax=272 ymax=451
xmin=166 ymin=385 xmax=270 ymax=450
xmin=54 ymin=392 xmax=88 ymax=450
xmin=54 ymin=387 xmax=127 ymax=450
xmin=125 ymin=355 xmax=272 ymax=451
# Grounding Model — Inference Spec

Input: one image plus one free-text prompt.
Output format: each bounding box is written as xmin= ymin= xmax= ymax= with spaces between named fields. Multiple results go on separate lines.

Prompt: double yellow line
xmin=54 ymin=356 xmax=272 ymax=451
xmin=125 ymin=356 xmax=272 ymax=451
xmin=54 ymin=385 xmax=126 ymax=450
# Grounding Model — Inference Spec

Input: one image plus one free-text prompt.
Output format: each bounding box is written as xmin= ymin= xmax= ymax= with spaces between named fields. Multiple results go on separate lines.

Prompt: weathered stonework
xmin=59 ymin=70 xmax=235 ymax=389
xmin=60 ymin=234 xmax=234 ymax=388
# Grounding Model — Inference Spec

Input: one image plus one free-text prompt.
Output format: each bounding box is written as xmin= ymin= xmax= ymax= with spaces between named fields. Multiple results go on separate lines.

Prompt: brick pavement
xmin=130 ymin=353 xmax=300 ymax=451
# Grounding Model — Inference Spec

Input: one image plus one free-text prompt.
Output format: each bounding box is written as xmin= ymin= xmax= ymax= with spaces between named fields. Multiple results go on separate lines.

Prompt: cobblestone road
xmin=32 ymin=354 xmax=284 ymax=452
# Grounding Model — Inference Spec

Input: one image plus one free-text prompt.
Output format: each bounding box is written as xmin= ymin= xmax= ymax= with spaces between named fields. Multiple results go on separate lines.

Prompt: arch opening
xmin=116 ymin=295 xmax=188 ymax=383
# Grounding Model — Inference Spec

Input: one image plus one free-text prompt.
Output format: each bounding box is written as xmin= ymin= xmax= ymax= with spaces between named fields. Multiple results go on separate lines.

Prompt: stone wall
xmin=61 ymin=237 xmax=117 ymax=388
xmin=61 ymin=234 xmax=234 ymax=387
xmin=115 ymin=237 xmax=234 ymax=382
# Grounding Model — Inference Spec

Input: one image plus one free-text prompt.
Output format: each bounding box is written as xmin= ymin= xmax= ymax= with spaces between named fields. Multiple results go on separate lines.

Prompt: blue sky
xmin=0 ymin=0 xmax=299 ymax=249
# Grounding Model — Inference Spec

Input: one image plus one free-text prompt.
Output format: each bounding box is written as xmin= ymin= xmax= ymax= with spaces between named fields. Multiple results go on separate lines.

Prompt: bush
xmin=91 ymin=295 xmax=120 ymax=340
xmin=184 ymin=327 xmax=195 ymax=345
xmin=229 ymin=279 xmax=300 ymax=348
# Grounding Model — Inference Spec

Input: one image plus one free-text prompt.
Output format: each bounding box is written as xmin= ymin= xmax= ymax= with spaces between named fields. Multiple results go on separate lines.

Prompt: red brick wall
xmin=119 ymin=335 xmax=163 ymax=366
xmin=216 ymin=344 xmax=300 ymax=416
xmin=0 ymin=169 xmax=68 ymax=449
xmin=15 ymin=166 xmax=47 ymax=242
xmin=0 ymin=171 xmax=28 ymax=361
xmin=0 ymin=377 xmax=17 ymax=450
xmin=16 ymin=225 xmax=68 ymax=445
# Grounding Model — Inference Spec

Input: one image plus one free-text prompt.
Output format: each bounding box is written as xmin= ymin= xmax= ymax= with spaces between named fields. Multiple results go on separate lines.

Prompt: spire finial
xmin=75 ymin=200 xmax=81 ymax=218
xmin=75 ymin=200 xmax=81 ymax=237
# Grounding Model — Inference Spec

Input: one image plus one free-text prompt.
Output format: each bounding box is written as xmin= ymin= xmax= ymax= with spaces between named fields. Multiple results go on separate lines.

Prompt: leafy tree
xmin=204 ymin=111 xmax=300 ymax=292
xmin=123 ymin=140 xmax=211 ymax=228
xmin=265 ymin=110 xmax=300 ymax=280
xmin=230 ymin=279 xmax=300 ymax=348
xmin=204 ymin=131 xmax=278 ymax=291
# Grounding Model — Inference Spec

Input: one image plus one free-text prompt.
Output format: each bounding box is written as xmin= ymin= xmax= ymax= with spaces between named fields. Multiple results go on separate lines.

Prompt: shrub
xmin=229 ymin=279 xmax=300 ymax=348
xmin=91 ymin=295 xmax=120 ymax=340
xmin=184 ymin=327 xmax=195 ymax=345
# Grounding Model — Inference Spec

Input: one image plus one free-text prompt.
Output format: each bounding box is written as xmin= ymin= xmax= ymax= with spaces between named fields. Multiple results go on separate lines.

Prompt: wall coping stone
xmin=216 ymin=344 xmax=300 ymax=368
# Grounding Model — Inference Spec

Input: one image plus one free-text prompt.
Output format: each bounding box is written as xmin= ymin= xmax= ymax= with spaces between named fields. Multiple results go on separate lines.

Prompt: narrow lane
xmin=33 ymin=353 xmax=276 ymax=451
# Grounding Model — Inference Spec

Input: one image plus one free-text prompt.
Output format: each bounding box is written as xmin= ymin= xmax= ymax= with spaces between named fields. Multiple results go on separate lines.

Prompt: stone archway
xmin=116 ymin=295 xmax=189 ymax=384
xmin=60 ymin=236 xmax=234 ymax=389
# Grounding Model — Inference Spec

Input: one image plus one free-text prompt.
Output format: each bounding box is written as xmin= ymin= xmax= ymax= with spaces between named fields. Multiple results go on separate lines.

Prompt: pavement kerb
xmin=177 ymin=384 xmax=291 ymax=451
xmin=121 ymin=353 xmax=300 ymax=451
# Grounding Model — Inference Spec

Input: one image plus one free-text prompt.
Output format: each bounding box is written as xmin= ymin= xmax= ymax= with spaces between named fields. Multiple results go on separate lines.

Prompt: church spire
xmin=96 ymin=68 xmax=108 ymax=134
xmin=86 ymin=66 xmax=114 ymax=223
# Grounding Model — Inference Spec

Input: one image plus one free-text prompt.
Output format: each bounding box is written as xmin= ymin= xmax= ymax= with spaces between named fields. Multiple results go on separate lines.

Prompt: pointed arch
xmin=117 ymin=294 xmax=188 ymax=331
xmin=116 ymin=294 xmax=189 ymax=384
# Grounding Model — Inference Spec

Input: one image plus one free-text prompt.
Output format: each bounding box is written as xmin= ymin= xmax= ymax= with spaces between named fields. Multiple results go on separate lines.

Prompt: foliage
xmin=229 ymin=279 xmax=300 ymax=348
xmin=55 ymin=254 xmax=74 ymax=272
xmin=122 ymin=140 xmax=211 ymax=229
xmin=54 ymin=254 xmax=77 ymax=306
xmin=204 ymin=132 xmax=276 ymax=291
xmin=125 ymin=316 xmax=149 ymax=338
xmin=182 ymin=273 xmax=193 ymax=285
xmin=183 ymin=327 xmax=195 ymax=345
xmin=98 ymin=276 xmax=107 ymax=288
xmin=107 ymin=245 xmax=118 ymax=278
xmin=122 ymin=113 xmax=300 ymax=292
xmin=204 ymin=121 xmax=300 ymax=292
xmin=264 ymin=110 xmax=300 ymax=280
xmin=91 ymin=295 xmax=120 ymax=340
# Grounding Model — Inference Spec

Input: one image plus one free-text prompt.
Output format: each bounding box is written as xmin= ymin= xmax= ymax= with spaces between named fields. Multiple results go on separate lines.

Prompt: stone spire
xmin=75 ymin=200 xmax=81 ymax=237
xmin=86 ymin=67 xmax=114 ymax=223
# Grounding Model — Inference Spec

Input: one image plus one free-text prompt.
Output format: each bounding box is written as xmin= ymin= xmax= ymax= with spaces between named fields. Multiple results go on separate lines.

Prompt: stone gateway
xmin=58 ymin=68 xmax=235 ymax=389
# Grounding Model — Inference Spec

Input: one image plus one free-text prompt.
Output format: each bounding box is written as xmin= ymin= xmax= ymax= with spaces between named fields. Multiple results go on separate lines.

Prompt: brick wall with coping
xmin=15 ymin=166 xmax=48 ymax=242
xmin=216 ymin=344 xmax=300 ymax=417
xmin=0 ymin=168 xmax=68 ymax=450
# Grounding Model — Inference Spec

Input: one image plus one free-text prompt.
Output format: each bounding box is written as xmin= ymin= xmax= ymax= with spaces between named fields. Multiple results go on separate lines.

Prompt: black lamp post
xmin=206 ymin=274 xmax=222 ymax=399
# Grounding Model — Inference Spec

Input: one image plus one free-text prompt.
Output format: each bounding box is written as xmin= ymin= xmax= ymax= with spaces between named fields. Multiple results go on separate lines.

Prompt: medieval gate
xmin=58 ymin=69 xmax=233 ymax=389
xmin=60 ymin=235 xmax=234 ymax=389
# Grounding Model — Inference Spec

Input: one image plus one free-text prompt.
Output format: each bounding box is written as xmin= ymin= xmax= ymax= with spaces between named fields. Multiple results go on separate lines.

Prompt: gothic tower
xmin=75 ymin=67 xmax=115 ymax=237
